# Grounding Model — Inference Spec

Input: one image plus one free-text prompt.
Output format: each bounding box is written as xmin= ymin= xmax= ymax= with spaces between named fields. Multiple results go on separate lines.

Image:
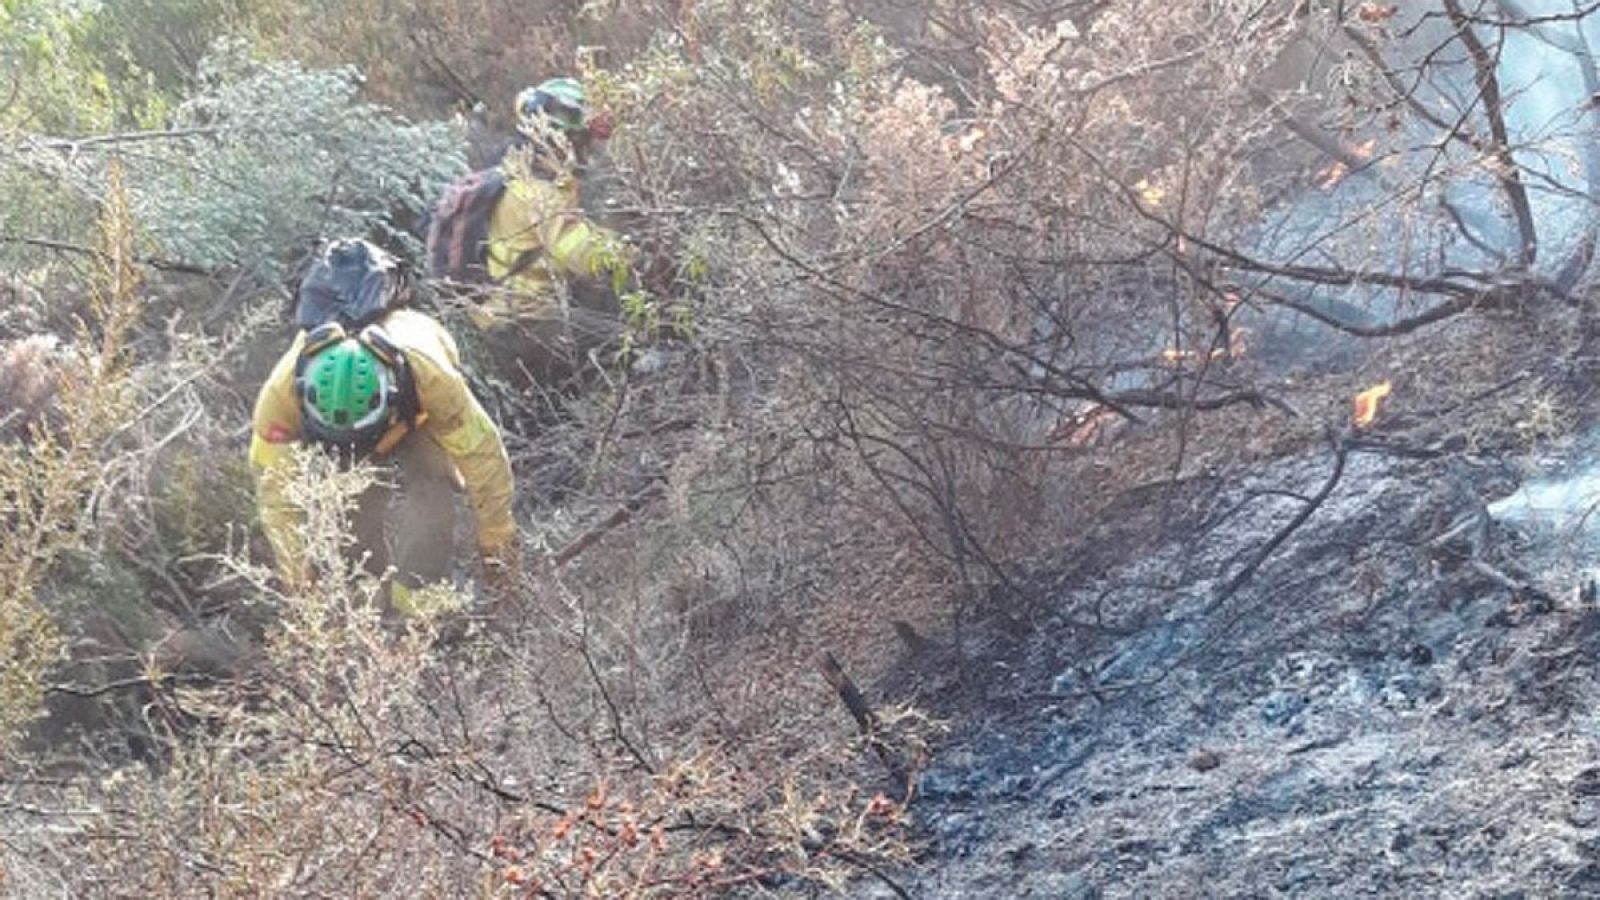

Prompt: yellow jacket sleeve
xmin=486 ymin=173 xmax=621 ymax=284
xmin=248 ymin=333 xmax=308 ymax=585
xmin=408 ymin=342 xmax=517 ymax=556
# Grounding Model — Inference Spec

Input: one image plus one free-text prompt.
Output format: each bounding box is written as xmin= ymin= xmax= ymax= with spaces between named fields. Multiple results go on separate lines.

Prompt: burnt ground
xmin=856 ymin=436 xmax=1600 ymax=899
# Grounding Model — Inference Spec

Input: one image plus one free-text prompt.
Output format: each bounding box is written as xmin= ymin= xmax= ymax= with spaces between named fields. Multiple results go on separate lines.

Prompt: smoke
xmin=1244 ymin=3 xmax=1600 ymax=357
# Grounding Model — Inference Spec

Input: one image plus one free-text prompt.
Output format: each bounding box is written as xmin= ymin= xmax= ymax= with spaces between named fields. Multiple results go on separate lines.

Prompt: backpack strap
xmin=290 ymin=322 xmax=422 ymax=455
xmin=292 ymin=322 xmax=348 ymax=381
xmin=486 ymin=166 xmax=567 ymax=286
xmin=358 ymin=324 xmax=421 ymax=432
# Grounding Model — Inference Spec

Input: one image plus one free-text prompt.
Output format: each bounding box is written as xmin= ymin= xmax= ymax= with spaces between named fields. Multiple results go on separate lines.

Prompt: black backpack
xmin=295 ymin=239 xmax=412 ymax=330
xmin=425 ymin=168 xmax=508 ymax=283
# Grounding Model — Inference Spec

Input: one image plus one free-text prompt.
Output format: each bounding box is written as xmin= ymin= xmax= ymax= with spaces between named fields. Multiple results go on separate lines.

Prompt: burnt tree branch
xmin=815 ymin=651 xmax=909 ymax=797
xmin=1260 ymin=289 xmax=1481 ymax=336
xmin=1207 ymin=431 xmax=1349 ymax=614
xmin=1445 ymin=0 xmax=1539 ymax=269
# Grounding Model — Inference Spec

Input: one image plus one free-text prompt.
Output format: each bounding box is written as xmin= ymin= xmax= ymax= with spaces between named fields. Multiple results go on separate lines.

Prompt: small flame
xmin=1356 ymin=3 xmax=1399 ymax=23
xmin=1315 ymin=140 xmax=1379 ymax=191
xmin=1160 ymin=328 xmax=1248 ymax=365
xmin=1315 ymin=161 xmax=1349 ymax=191
xmin=1051 ymin=404 xmax=1119 ymax=447
xmin=958 ymin=126 xmax=988 ymax=154
xmin=1226 ymin=327 xmax=1248 ymax=360
xmin=1352 ymin=381 xmax=1393 ymax=429
xmin=1135 ymin=177 xmax=1166 ymax=207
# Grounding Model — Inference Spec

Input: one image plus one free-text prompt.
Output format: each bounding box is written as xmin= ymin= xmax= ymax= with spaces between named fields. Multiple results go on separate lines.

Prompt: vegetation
xmin=4 ymin=0 xmax=1600 ymax=894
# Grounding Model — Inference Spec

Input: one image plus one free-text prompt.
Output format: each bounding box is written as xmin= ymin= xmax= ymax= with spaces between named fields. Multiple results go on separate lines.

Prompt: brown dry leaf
xmin=1356 ymin=3 xmax=1398 ymax=23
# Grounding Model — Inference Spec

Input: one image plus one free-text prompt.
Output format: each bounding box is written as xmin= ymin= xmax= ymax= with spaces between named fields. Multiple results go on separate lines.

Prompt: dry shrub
xmin=0 ymin=334 xmax=66 ymax=437
xmin=2 ymin=445 xmax=923 ymax=896
xmin=552 ymin=0 xmax=1307 ymax=668
xmin=0 ymin=161 xmax=141 ymax=754
xmin=14 ymin=2 xmax=1544 ymax=895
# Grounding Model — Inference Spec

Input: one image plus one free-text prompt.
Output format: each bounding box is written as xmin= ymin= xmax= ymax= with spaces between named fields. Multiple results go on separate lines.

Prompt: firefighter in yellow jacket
xmin=471 ymin=77 xmax=629 ymax=382
xmin=248 ymin=241 xmax=518 ymax=612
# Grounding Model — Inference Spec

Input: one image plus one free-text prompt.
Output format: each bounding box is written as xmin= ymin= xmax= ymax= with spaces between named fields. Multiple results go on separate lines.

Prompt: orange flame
xmin=1316 ymin=161 xmax=1349 ymax=191
xmin=1226 ymin=327 xmax=1248 ymax=360
xmin=1135 ymin=177 xmax=1166 ymax=207
xmin=1352 ymin=381 xmax=1393 ymax=428
xmin=1051 ymin=404 xmax=1119 ymax=447
xmin=1160 ymin=328 xmax=1248 ymax=365
xmin=1356 ymin=3 xmax=1399 ymax=23
xmin=1315 ymin=140 xmax=1379 ymax=191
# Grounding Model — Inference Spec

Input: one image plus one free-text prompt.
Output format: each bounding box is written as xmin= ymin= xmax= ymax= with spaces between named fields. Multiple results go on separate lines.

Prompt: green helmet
xmin=517 ymin=77 xmax=587 ymax=132
xmin=295 ymin=325 xmax=395 ymax=448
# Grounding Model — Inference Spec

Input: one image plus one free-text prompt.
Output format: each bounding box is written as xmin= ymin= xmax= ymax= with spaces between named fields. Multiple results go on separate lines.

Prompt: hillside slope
xmin=860 ymin=438 xmax=1600 ymax=897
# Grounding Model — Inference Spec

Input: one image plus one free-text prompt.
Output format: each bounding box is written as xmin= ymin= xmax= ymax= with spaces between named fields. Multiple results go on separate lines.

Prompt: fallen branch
xmin=1446 ymin=0 xmax=1539 ymax=268
xmin=815 ymin=651 xmax=909 ymax=797
xmin=46 ymin=671 xmax=216 ymax=698
xmin=539 ymin=481 xmax=665 ymax=572
xmin=1207 ymin=430 xmax=1349 ymax=613
xmin=1105 ymin=386 xmax=1297 ymax=416
xmin=1260 ymin=289 xmax=1480 ymax=337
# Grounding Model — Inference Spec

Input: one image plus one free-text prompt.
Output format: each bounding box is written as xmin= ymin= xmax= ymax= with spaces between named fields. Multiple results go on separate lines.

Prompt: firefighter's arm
xmin=411 ymin=356 xmax=517 ymax=559
xmin=540 ymin=207 xmax=628 ymax=282
xmin=248 ymin=338 xmax=309 ymax=587
xmin=524 ymin=174 xmax=629 ymax=282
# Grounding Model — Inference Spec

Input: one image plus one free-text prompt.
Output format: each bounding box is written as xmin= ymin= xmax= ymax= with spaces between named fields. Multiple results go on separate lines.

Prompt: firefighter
xmin=249 ymin=239 xmax=519 ymax=615
xmin=430 ymin=77 xmax=631 ymax=386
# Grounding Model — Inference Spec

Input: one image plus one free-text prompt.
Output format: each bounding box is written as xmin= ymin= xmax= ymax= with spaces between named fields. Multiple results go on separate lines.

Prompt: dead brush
xmin=0 ymin=161 xmax=141 ymax=754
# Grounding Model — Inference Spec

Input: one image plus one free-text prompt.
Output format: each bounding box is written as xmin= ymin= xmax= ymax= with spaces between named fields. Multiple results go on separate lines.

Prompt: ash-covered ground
xmin=862 ymin=438 xmax=1600 ymax=898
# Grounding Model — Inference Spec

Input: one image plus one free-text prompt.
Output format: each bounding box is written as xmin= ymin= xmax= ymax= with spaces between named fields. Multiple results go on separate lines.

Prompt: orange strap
xmin=374 ymin=411 xmax=429 ymax=456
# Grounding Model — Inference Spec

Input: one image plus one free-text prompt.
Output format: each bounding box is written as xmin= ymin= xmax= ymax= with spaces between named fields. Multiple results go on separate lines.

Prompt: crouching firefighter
xmin=248 ymin=238 xmax=520 ymax=616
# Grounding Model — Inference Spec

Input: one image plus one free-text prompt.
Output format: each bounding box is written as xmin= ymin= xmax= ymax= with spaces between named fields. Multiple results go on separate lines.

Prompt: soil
xmin=855 ymin=433 xmax=1600 ymax=898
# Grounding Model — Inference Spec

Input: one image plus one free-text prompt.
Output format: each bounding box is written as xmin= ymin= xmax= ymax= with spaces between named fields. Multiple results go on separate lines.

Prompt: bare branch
xmin=1444 ymin=0 xmax=1539 ymax=269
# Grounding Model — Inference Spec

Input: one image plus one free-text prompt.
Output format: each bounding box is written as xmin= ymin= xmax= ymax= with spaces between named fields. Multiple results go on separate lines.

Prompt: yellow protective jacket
xmin=473 ymin=158 xmax=620 ymax=330
xmin=248 ymin=308 xmax=516 ymax=585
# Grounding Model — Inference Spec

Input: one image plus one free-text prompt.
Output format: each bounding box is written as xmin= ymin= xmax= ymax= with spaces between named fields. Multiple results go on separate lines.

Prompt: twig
xmin=29 ymin=126 xmax=229 ymax=151
xmin=46 ymin=672 xmax=214 ymax=698
xmin=1208 ymin=431 xmax=1349 ymax=613
xmin=0 ymin=233 xmax=212 ymax=276
xmin=1445 ymin=0 xmax=1538 ymax=269
xmin=539 ymin=480 xmax=665 ymax=572
xmin=1343 ymin=436 xmax=1453 ymax=460
xmin=815 ymin=651 xmax=908 ymax=796
xmin=1259 ymin=288 xmax=1480 ymax=337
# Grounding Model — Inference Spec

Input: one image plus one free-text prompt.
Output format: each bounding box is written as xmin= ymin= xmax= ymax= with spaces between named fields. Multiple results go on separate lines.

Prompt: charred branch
xmin=1419 ymin=0 xmax=1600 ymax=27
xmin=1343 ymin=23 xmax=1485 ymax=148
xmin=1259 ymin=290 xmax=1480 ymax=336
xmin=1499 ymin=0 xmax=1600 ymax=291
xmin=1102 ymin=386 xmax=1296 ymax=415
xmin=1207 ymin=432 xmax=1349 ymax=614
xmin=815 ymin=651 xmax=909 ymax=796
xmin=1444 ymin=0 xmax=1540 ymax=270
